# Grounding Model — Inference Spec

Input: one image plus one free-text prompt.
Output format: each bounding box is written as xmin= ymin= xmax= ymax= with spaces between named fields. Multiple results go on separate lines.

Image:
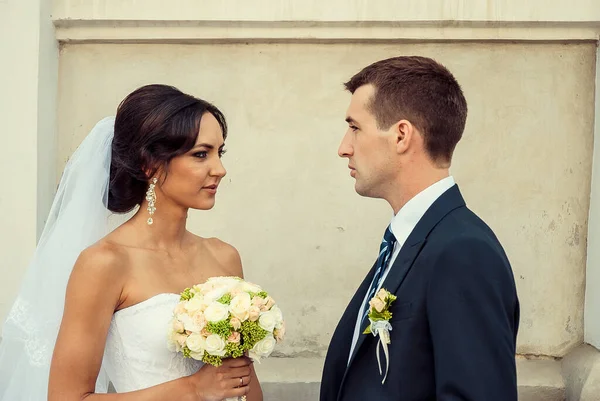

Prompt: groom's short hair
xmin=344 ymin=56 xmax=467 ymax=164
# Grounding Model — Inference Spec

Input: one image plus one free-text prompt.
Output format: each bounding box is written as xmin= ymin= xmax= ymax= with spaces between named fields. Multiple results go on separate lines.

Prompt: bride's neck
xmin=129 ymin=200 xmax=189 ymax=250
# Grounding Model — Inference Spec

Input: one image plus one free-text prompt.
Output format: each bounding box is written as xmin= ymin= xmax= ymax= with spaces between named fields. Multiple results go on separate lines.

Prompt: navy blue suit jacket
xmin=320 ymin=185 xmax=519 ymax=401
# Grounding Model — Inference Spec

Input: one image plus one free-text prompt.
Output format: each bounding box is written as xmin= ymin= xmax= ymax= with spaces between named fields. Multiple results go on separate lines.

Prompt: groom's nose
xmin=338 ymin=132 xmax=353 ymax=158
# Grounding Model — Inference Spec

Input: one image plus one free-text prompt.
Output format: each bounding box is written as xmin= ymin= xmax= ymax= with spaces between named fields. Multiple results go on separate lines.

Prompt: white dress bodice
xmin=103 ymin=293 xmax=204 ymax=392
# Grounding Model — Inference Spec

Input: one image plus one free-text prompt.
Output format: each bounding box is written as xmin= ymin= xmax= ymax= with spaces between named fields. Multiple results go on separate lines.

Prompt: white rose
xmin=174 ymin=301 xmax=187 ymax=315
xmin=204 ymin=302 xmax=229 ymax=323
xmin=204 ymin=334 xmax=227 ymax=356
xmin=203 ymin=286 xmax=228 ymax=303
xmin=220 ymin=276 xmax=241 ymax=287
xmin=178 ymin=313 xmax=202 ymax=333
xmin=230 ymin=292 xmax=252 ymax=321
xmin=185 ymin=295 xmax=206 ymax=314
xmin=242 ymin=281 xmax=262 ymax=294
xmin=167 ymin=326 xmax=187 ymax=352
xmin=269 ymin=305 xmax=284 ymax=329
xmin=249 ymin=336 xmax=276 ymax=362
xmin=186 ymin=333 xmax=206 ymax=353
xmin=172 ymin=318 xmax=185 ymax=333
xmin=206 ymin=277 xmax=240 ymax=293
xmin=194 ymin=282 xmax=213 ymax=294
xmin=258 ymin=310 xmax=278 ymax=332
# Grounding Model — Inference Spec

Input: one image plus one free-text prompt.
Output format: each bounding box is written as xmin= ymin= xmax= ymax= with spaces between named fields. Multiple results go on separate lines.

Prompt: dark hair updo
xmin=108 ymin=84 xmax=227 ymax=213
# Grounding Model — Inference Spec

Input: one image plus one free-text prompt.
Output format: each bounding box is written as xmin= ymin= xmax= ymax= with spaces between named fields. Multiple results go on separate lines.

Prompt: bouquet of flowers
xmin=167 ymin=276 xmax=285 ymax=367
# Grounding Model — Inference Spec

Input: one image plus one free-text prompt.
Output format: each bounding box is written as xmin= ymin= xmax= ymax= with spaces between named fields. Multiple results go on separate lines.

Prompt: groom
xmin=320 ymin=56 xmax=520 ymax=401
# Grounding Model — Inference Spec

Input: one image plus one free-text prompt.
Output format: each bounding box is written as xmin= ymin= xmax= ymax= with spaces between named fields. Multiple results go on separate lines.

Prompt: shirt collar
xmin=390 ymin=176 xmax=456 ymax=246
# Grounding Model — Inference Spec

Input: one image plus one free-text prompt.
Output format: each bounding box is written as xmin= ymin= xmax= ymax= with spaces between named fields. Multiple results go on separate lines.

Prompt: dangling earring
xmin=146 ymin=178 xmax=157 ymax=225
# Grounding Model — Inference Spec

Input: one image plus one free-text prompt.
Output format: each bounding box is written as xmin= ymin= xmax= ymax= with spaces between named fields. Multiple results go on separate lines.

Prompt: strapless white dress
xmin=102 ymin=293 xmax=204 ymax=392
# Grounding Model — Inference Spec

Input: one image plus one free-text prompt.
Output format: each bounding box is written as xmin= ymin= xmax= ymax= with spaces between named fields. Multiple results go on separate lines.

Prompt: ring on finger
xmin=239 ymin=377 xmax=243 ymax=387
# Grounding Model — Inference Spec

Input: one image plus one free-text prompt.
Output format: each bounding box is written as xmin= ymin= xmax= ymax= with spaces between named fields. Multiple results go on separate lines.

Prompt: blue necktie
xmin=361 ymin=225 xmax=397 ymax=324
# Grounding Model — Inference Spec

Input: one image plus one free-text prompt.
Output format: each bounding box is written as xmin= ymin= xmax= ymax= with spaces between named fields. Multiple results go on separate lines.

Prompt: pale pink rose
xmin=248 ymin=306 xmax=261 ymax=322
xmin=369 ymin=297 xmax=385 ymax=313
xmin=192 ymin=312 xmax=207 ymax=331
xmin=252 ymin=296 xmax=265 ymax=307
xmin=264 ymin=296 xmax=276 ymax=310
xmin=274 ymin=323 xmax=286 ymax=342
xmin=174 ymin=302 xmax=187 ymax=315
xmin=230 ymin=293 xmax=252 ymax=321
xmin=230 ymin=317 xmax=242 ymax=331
xmin=175 ymin=333 xmax=187 ymax=347
xmin=376 ymin=289 xmax=388 ymax=302
xmin=173 ymin=319 xmax=185 ymax=333
xmin=228 ymin=332 xmax=241 ymax=344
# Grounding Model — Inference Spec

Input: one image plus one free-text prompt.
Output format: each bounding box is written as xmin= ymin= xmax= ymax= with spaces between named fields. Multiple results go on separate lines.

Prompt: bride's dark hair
xmin=108 ymin=84 xmax=227 ymax=213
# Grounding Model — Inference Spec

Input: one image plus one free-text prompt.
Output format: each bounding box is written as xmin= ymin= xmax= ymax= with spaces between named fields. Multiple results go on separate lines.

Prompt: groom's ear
xmin=394 ymin=119 xmax=414 ymax=155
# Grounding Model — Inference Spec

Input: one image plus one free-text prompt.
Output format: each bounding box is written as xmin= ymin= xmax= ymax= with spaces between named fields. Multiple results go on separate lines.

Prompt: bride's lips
xmin=202 ymin=184 xmax=218 ymax=194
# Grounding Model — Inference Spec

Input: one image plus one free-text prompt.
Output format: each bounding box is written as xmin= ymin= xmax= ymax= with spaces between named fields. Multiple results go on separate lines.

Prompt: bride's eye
xmin=193 ymin=151 xmax=208 ymax=159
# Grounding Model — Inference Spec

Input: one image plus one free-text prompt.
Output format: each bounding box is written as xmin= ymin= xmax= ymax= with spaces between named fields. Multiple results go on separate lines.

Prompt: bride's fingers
xmin=220 ymin=366 xmax=250 ymax=379
xmin=224 ymin=375 xmax=251 ymax=389
xmin=223 ymin=384 xmax=251 ymax=399
xmin=221 ymin=356 xmax=252 ymax=368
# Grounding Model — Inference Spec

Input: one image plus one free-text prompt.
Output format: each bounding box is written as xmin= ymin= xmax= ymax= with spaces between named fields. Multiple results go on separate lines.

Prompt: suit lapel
xmin=337 ymin=185 xmax=466 ymax=398
xmin=321 ymin=261 xmax=377 ymax=400
xmin=344 ymin=238 xmax=426 ymax=371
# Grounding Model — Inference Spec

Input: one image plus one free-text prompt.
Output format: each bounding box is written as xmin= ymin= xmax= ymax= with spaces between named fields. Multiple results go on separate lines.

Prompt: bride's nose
xmin=210 ymin=158 xmax=227 ymax=177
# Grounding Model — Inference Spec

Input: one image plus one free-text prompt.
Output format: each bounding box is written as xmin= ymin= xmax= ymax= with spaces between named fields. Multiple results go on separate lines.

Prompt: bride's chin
xmin=189 ymin=200 xmax=216 ymax=211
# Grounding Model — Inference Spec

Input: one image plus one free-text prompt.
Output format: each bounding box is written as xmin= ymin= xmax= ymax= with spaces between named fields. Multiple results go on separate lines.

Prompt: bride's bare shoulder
xmin=190 ymin=234 xmax=243 ymax=278
xmin=71 ymin=239 xmax=130 ymax=283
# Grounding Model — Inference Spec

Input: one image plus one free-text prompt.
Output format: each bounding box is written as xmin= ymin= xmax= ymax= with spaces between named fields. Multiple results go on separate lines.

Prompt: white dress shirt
xmin=347 ymin=176 xmax=456 ymax=363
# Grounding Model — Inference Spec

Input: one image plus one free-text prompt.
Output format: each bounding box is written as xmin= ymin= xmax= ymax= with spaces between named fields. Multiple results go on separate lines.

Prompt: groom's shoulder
xmin=430 ymin=206 xmax=506 ymax=254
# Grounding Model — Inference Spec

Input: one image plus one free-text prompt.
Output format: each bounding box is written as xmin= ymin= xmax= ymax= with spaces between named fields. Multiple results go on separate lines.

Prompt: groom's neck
xmin=387 ymin=166 xmax=450 ymax=214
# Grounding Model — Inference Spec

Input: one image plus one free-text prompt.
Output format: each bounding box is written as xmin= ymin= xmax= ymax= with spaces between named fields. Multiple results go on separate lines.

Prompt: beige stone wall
xmin=53 ymin=0 xmax=600 ymax=22
xmin=57 ymin=42 xmax=596 ymax=357
xmin=0 ymin=0 xmax=58 ymax=323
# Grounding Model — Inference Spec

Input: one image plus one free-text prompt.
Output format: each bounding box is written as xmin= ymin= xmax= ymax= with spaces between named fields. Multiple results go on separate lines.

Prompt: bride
xmin=0 ymin=84 xmax=262 ymax=400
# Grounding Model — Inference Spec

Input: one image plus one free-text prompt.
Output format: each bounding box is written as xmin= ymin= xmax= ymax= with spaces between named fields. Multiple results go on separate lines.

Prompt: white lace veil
xmin=0 ymin=116 xmax=124 ymax=399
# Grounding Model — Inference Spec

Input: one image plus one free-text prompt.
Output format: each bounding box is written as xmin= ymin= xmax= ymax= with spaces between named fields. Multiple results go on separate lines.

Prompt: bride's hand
xmin=188 ymin=357 xmax=253 ymax=401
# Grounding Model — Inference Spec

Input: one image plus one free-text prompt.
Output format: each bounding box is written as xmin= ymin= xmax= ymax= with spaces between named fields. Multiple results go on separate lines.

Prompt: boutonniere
xmin=363 ymin=288 xmax=397 ymax=384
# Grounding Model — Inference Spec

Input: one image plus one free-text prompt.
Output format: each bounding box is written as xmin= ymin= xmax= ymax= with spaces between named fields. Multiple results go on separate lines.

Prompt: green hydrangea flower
xmin=240 ymin=320 xmax=269 ymax=351
xmin=217 ymin=293 xmax=232 ymax=305
xmin=202 ymin=352 xmax=224 ymax=367
xmin=180 ymin=288 xmax=194 ymax=301
xmin=207 ymin=320 xmax=232 ymax=339
xmin=225 ymin=342 xmax=245 ymax=359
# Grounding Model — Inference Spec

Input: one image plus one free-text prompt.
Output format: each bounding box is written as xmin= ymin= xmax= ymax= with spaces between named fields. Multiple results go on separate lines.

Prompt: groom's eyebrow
xmin=345 ymin=116 xmax=359 ymax=125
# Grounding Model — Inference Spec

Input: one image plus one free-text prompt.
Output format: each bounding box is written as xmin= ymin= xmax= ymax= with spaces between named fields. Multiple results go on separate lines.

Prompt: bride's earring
xmin=146 ymin=178 xmax=158 ymax=225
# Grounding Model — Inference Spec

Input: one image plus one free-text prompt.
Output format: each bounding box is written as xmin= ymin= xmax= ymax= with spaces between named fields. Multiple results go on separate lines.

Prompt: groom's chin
xmin=354 ymin=183 xmax=371 ymax=198
xmin=354 ymin=183 xmax=382 ymax=200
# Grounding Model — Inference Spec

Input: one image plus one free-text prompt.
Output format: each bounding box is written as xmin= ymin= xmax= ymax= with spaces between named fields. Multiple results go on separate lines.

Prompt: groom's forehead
xmin=351 ymin=84 xmax=375 ymax=106
xmin=347 ymin=86 xmax=376 ymax=122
